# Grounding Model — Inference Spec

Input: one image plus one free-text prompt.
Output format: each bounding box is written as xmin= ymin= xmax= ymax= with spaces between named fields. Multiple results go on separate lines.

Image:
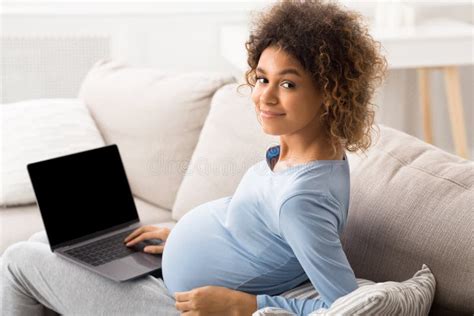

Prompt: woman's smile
xmin=260 ymin=110 xmax=286 ymax=119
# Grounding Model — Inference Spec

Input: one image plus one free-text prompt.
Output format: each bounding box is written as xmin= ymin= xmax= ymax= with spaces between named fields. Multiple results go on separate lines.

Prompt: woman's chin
xmin=261 ymin=126 xmax=283 ymax=136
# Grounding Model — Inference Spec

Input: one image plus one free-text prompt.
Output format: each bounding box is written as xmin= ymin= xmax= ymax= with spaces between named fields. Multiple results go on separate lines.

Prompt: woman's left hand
xmin=174 ymin=285 xmax=256 ymax=316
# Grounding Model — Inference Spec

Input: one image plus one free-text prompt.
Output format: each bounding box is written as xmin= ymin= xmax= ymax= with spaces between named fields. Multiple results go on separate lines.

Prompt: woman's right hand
xmin=123 ymin=225 xmax=171 ymax=254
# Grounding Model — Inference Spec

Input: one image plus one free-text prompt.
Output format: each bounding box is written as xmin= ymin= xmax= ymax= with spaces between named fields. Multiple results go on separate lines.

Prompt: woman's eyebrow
xmin=256 ymin=67 xmax=302 ymax=77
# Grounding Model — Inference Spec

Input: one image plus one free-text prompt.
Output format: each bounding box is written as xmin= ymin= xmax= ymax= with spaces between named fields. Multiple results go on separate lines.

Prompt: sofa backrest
xmin=77 ymin=59 xmax=235 ymax=211
xmin=343 ymin=125 xmax=473 ymax=314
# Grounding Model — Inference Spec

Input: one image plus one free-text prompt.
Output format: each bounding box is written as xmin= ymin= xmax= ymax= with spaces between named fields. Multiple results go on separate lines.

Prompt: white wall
xmin=1 ymin=0 xmax=472 ymax=157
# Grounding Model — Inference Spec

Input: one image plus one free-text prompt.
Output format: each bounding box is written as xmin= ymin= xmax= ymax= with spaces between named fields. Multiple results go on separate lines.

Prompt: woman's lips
xmin=260 ymin=111 xmax=286 ymax=119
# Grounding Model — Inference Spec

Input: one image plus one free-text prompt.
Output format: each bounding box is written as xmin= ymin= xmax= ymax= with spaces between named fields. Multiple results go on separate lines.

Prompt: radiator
xmin=1 ymin=35 xmax=111 ymax=103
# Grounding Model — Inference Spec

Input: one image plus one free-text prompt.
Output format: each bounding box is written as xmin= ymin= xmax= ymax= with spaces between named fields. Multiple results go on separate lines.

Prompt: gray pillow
xmin=252 ymin=264 xmax=435 ymax=316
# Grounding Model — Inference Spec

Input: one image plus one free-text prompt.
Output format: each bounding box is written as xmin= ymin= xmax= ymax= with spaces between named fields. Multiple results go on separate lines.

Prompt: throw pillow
xmin=1 ymin=98 xmax=105 ymax=206
xmin=310 ymin=264 xmax=435 ymax=315
xmin=252 ymin=264 xmax=435 ymax=316
xmin=252 ymin=279 xmax=375 ymax=316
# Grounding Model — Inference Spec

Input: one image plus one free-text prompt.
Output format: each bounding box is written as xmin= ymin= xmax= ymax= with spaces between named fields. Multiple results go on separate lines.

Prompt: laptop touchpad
xmin=120 ymin=252 xmax=162 ymax=269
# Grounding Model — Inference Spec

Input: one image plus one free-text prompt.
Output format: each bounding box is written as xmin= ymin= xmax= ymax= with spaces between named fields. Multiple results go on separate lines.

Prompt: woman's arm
xmin=174 ymin=286 xmax=257 ymax=316
xmin=233 ymin=290 xmax=258 ymax=315
xmin=256 ymin=193 xmax=358 ymax=315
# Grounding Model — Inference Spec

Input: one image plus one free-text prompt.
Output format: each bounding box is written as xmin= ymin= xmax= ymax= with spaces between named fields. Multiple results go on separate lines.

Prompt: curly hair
xmin=238 ymin=0 xmax=387 ymax=156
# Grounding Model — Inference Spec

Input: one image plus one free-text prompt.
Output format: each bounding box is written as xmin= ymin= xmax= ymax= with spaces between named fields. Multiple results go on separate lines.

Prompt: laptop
xmin=26 ymin=144 xmax=164 ymax=282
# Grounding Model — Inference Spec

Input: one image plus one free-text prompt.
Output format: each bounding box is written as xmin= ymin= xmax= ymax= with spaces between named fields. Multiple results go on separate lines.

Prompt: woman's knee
xmin=28 ymin=230 xmax=49 ymax=244
xmin=2 ymin=241 xmax=50 ymax=272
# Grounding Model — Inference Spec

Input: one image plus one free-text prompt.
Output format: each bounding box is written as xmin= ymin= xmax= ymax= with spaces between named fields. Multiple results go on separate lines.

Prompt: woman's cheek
xmin=251 ymin=86 xmax=261 ymax=103
xmin=251 ymin=93 xmax=258 ymax=106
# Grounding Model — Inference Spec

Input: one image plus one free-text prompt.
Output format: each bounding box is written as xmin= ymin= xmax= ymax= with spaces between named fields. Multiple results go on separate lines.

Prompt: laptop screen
xmin=27 ymin=144 xmax=139 ymax=249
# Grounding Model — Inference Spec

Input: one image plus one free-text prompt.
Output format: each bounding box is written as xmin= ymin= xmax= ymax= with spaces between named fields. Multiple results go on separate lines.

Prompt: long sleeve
xmin=256 ymin=192 xmax=358 ymax=316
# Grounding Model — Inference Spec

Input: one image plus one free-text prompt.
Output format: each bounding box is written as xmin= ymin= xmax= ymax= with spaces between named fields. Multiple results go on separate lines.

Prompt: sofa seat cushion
xmin=0 ymin=204 xmax=45 ymax=255
xmin=0 ymin=196 xmax=173 ymax=255
xmin=78 ymin=59 xmax=236 ymax=211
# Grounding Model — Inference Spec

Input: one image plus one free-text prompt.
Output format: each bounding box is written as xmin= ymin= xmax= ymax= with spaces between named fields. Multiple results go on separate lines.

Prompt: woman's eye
xmin=255 ymin=76 xmax=294 ymax=89
xmin=282 ymin=82 xmax=294 ymax=89
xmin=255 ymin=76 xmax=266 ymax=84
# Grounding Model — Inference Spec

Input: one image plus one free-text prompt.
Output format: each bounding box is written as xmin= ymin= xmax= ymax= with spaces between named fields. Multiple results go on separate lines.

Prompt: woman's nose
xmin=260 ymin=87 xmax=278 ymax=105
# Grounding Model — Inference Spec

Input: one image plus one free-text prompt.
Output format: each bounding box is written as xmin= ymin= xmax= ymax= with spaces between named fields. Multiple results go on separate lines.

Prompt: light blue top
xmin=161 ymin=145 xmax=358 ymax=315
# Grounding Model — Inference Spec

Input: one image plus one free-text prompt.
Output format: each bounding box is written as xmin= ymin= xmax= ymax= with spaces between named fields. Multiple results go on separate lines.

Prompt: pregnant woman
xmin=1 ymin=1 xmax=386 ymax=315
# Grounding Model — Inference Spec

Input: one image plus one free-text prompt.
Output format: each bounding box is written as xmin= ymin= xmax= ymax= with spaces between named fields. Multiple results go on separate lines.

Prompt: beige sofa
xmin=1 ymin=59 xmax=472 ymax=315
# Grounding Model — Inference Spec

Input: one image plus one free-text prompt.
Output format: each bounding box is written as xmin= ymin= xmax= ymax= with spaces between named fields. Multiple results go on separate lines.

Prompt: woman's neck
xmin=277 ymin=135 xmax=343 ymax=165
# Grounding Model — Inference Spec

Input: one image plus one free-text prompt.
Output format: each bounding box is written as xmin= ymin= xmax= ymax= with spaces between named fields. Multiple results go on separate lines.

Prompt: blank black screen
xmin=27 ymin=144 xmax=139 ymax=248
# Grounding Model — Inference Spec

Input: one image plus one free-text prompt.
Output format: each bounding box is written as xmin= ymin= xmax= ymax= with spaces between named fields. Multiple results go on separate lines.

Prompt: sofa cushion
xmin=343 ymin=125 xmax=474 ymax=314
xmin=0 ymin=196 xmax=174 ymax=255
xmin=309 ymin=264 xmax=435 ymax=315
xmin=252 ymin=264 xmax=435 ymax=316
xmin=77 ymin=59 xmax=236 ymax=211
xmin=171 ymin=83 xmax=279 ymax=221
xmin=1 ymin=98 xmax=105 ymax=207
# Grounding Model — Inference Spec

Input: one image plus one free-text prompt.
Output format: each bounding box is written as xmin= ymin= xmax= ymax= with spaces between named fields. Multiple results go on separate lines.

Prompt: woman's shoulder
xmin=278 ymin=189 xmax=345 ymax=231
xmin=279 ymin=188 xmax=340 ymax=208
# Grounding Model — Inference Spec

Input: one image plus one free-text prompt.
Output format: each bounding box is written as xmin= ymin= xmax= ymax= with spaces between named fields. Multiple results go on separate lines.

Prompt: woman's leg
xmin=27 ymin=230 xmax=52 ymax=244
xmin=1 ymin=231 xmax=179 ymax=316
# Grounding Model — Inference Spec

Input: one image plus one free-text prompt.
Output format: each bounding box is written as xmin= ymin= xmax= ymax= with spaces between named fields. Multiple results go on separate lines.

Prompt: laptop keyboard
xmin=64 ymin=229 xmax=137 ymax=266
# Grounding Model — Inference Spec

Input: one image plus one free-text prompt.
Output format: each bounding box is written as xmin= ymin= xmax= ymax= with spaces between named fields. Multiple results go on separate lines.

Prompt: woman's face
xmin=251 ymin=45 xmax=325 ymax=137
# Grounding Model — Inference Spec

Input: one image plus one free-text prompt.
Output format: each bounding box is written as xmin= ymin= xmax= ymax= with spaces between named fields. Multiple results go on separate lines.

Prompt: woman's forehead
xmin=258 ymin=47 xmax=305 ymax=74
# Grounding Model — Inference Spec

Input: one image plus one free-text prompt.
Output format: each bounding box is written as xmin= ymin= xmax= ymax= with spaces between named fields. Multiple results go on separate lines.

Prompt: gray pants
xmin=0 ymin=230 xmax=180 ymax=316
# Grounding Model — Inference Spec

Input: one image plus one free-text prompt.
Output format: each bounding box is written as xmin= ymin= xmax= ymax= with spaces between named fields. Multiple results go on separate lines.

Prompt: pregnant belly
xmin=162 ymin=197 xmax=257 ymax=295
